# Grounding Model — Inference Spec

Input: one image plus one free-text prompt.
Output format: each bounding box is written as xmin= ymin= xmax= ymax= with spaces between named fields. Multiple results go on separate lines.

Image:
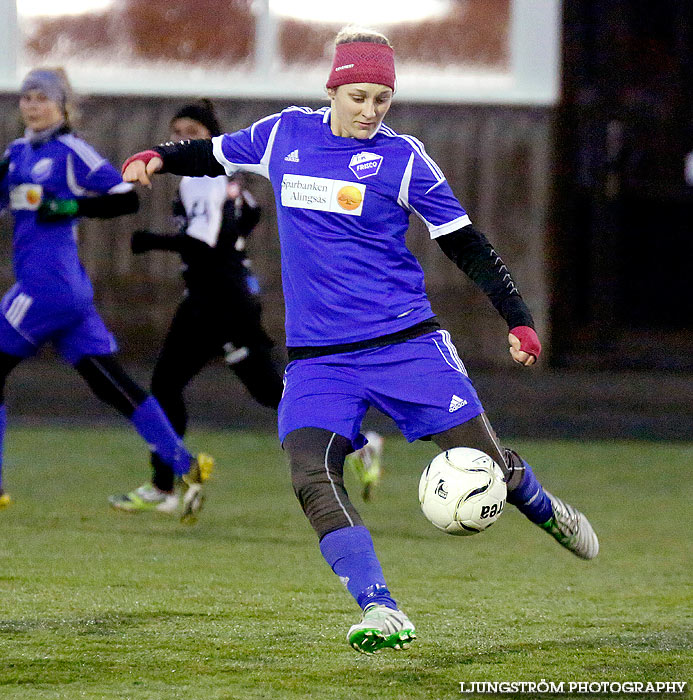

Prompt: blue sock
xmin=507 ymin=461 xmax=554 ymax=524
xmin=319 ymin=526 xmax=397 ymax=611
xmin=0 ymin=404 xmax=5 ymax=492
xmin=131 ymin=397 xmax=191 ymax=477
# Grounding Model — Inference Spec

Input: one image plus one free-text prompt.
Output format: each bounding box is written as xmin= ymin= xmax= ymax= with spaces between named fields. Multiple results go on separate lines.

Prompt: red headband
xmin=326 ymin=42 xmax=396 ymax=91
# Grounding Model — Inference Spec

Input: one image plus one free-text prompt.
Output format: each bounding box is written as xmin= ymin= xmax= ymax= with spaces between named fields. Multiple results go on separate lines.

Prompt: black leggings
xmin=283 ymin=414 xmax=525 ymax=540
xmin=150 ymin=296 xmax=284 ymax=490
xmin=0 ymin=350 xmax=148 ymax=418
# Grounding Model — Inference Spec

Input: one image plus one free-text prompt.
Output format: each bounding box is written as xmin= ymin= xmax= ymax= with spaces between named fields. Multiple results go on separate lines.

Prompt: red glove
xmin=121 ymin=150 xmax=161 ymax=175
xmin=509 ymin=325 xmax=542 ymax=359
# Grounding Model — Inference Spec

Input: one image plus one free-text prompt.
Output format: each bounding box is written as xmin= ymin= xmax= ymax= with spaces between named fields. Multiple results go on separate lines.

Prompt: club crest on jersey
xmin=31 ymin=158 xmax=53 ymax=182
xmin=349 ymin=152 xmax=383 ymax=180
xmin=281 ymin=174 xmax=366 ymax=216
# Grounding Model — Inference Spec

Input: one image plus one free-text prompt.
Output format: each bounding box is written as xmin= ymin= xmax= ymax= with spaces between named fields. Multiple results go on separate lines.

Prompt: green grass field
xmin=0 ymin=427 xmax=690 ymax=699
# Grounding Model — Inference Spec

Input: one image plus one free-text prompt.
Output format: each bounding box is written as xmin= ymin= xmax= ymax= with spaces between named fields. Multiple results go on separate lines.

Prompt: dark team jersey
xmin=141 ymin=175 xmax=261 ymax=303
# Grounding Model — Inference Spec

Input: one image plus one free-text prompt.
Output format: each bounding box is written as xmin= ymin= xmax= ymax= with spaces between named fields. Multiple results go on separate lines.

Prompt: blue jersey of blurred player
xmin=123 ymin=27 xmax=599 ymax=653
xmin=0 ymin=68 xmax=212 ymax=521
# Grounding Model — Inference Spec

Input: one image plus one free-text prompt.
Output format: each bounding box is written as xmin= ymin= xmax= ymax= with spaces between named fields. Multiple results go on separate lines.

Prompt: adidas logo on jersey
xmin=284 ymin=149 xmax=300 ymax=162
xmin=448 ymin=395 xmax=468 ymax=412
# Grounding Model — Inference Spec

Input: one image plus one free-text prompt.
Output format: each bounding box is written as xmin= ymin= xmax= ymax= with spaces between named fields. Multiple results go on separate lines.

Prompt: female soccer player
xmin=123 ymin=27 xmax=599 ymax=653
xmin=0 ymin=68 xmax=212 ymax=522
xmin=109 ymin=100 xmax=284 ymax=514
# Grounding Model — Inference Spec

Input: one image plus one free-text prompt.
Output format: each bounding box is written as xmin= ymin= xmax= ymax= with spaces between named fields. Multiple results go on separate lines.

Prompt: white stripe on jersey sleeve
xmin=398 ymin=134 xmax=445 ymax=182
xmin=397 ymin=153 xmax=471 ymax=238
xmin=250 ymin=112 xmax=282 ymax=142
xmin=379 ymin=125 xmax=446 ymax=183
xmin=66 ymin=153 xmax=88 ymax=196
xmin=419 ymin=212 xmax=472 ymax=239
xmin=397 ymin=153 xmax=415 ymax=211
xmin=58 ymin=134 xmax=107 ymax=173
xmin=107 ymin=182 xmax=134 ymax=194
xmin=179 ymin=175 xmax=227 ymax=247
xmin=212 ymin=118 xmax=280 ymax=180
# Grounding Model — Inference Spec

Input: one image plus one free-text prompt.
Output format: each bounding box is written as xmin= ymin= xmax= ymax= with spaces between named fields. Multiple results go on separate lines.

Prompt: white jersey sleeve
xmin=397 ymin=136 xmax=471 ymax=239
xmin=179 ymin=175 xmax=228 ymax=247
xmin=211 ymin=112 xmax=283 ymax=180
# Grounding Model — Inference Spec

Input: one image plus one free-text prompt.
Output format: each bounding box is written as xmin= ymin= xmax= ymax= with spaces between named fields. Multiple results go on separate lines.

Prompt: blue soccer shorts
xmin=278 ymin=329 xmax=485 ymax=449
xmin=0 ymin=283 xmax=118 ymax=365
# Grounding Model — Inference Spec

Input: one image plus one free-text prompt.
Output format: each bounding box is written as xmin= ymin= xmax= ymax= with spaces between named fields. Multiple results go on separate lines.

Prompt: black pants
xmin=150 ymin=294 xmax=284 ymax=490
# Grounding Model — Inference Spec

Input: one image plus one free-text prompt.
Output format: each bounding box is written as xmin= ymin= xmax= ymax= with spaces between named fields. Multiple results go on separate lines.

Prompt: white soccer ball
xmin=418 ymin=447 xmax=507 ymax=536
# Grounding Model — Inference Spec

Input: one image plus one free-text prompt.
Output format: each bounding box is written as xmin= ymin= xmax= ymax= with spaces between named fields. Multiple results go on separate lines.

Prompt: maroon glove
xmin=509 ymin=325 xmax=542 ymax=359
xmin=121 ymin=150 xmax=161 ymax=176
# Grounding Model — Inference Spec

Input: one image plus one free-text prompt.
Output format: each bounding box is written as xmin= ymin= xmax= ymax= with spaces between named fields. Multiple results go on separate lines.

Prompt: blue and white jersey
xmin=1 ymin=132 xmax=131 ymax=305
xmin=212 ymin=106 xmax=470 ymax=347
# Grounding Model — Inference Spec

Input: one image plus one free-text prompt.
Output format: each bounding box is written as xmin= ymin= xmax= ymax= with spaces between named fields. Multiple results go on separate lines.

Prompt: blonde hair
xmin=53 ymin=68 xmax=78 ymax=127
xmin=334 ymin=26 xmax=392 ymax=48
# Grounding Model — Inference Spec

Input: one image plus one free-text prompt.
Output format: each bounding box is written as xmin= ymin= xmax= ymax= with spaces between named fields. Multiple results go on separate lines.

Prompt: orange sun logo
xmin=26 ymin=188 xmax=41 ymax=206
xmin=336 ymin=185 xmax=362 ymax=211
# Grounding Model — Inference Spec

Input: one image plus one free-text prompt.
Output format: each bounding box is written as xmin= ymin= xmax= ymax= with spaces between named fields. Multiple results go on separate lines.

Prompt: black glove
xmin=130 ymin=229 xmax=157 ymax=254
xmin=37 ymin=197 xmax=80 ymax=222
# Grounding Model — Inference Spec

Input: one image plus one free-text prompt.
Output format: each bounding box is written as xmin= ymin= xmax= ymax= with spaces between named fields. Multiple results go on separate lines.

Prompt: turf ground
xmin=0 ymin=427 xmax=690 ymax=699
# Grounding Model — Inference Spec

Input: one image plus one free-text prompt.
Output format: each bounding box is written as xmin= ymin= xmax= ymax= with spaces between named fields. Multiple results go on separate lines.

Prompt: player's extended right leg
xmin=504 ymin=449 xmax=599 ymax=560
xmin=432 ymin=417 xmax=599 ymax=560
xmin=347 ymin=603 xmax=416 ymax=654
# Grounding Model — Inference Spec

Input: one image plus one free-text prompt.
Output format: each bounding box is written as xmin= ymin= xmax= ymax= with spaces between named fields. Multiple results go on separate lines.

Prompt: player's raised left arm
xmin=436 ymin=224 xmax=541 ymax=366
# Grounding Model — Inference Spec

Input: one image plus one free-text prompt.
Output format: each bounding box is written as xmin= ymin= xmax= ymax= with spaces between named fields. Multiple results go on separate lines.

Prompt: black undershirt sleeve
xmin=76 ymin=189 xmax=139 ymax=219
xmin=436 ymin=224 xmax=535 ymax=329
xmin=154 ymin=139 xmax=226 ymax=178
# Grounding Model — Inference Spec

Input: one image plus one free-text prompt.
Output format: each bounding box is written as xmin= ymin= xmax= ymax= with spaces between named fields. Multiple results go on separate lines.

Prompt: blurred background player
xmin=109 ymin=100 xmax=284 ymax=514
xmin=110 ymin=99 xmax=383 ymax=512
xmin=122 ymin=26 xmax=598 ymax=653
xmin=0 ymin=68 xmax=212 ymax=522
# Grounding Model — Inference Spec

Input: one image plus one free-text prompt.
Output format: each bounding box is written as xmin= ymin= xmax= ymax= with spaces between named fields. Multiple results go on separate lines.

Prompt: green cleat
xmin=108 ymin=483 xmax=179 ymax=514
xmin=180 ymin=453 xmax=214 ymax=524
xmin=346 ymin=431 xmax=384 ymax=502
xmin=540 ymin=491 xmax=599 ymax=560
xmin=347 ymin=604 xmax=416 ymax=655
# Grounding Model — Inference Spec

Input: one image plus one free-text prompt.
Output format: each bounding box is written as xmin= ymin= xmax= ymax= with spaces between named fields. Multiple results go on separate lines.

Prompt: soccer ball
xmin=418 ymin=447 xmax=507 ymax=536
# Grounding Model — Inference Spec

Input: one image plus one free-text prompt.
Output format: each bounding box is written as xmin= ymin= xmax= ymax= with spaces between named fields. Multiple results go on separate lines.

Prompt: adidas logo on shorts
xmin=448 ymin=395 xmax=468 ymax=412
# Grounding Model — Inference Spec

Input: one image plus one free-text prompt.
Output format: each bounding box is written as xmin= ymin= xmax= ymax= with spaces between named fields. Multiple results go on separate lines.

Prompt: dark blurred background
xmin=0 ymin=0 xmax=691 ymax=440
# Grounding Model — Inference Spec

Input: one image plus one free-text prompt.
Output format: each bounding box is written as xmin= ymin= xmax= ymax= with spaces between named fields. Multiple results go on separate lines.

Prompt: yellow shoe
xmin=0 ymin=493 xmax=11 ymax=509
xmin=180 ymin=453 xmax=214 ymax=524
